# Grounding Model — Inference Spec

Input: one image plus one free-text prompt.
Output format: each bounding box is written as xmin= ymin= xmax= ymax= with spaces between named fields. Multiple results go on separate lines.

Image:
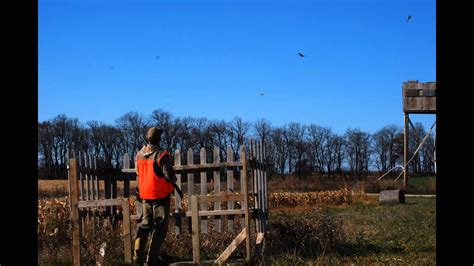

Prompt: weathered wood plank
xmin=78 ymin=199 xmax=124 ymax=208
xmin=104 ymin=170 xmax=111 ymax=216
xmin=123 ymin=154 xmax=130 ymax=198
xmin=88 ymin=154 xmax=95 ymax=200
xmin=256 ymin=141 xmax=263 ymax=233
xmin=111 ymin=174 xmax=118 ymax=216
xmin=403 ymin=96 xmax=436 ymax=113
xmin=213 ymin=146 xmax=222 ymax=233
xmin=404 ymin=89 xmax=418 ymax=97
xmin=174 ymin=149 xmax=183 ymax=235
xmin=191 ymin=195 xmax=201 ymax=264
xmin=422 ymin=89 xmax=436 ymax=97
xmin=255 ymin=141 xmax=261 ymax=232
xmin=94 ymin=157 xmax=99 ymax=200
xmin=402 ymin=81 xmax=436 ymax=113
xmin=255 ymin=232 xmax=265 ymax=258
xmin=171 ymin=209 xmax=245 ymax=218
xmin=196 ymin=194 xmax=244 ymax=203
xmin=185 ymin=209 xmax=245 ymax=217
xmin=84 ymin=153 xmax=90 ymax=202
xmin=240 ymin=163 xmax=245 ymax=230
xmin=214 ymin=227 xmax=247 ymax=265
xmin=120 ymin=161 xmax=244 ymax=173
xmin=200 ymin=148 xmax=208 ymax=233
xmin=123 ymin=153 xmax=130 ymax=169
xmin=256 ymin=232 xmax=264 ymax=245
xmin=404 ymin=113 xmax=409 ymax=189
xmin=122 ymin=198 xmax=132 ymax=263
xmin=68 ymin=159 xmax=81 ymax=266
xmin=172 ymin=162 xmax=243 ymax=171
xmin=226 ymin=146 xmax=234 ymax=232
xmin=187 ymin=148 xmax=194 ymax=235
xmin=251 ymin=140 xmax=260 ymax=233
xmin=79 ymin=153 xmax=84 ymax=201
xmin=241 ymin=145 xmax=251 ymax=260
xmin=261 ymin=141 xmax=268 ymax=231
xmin=78 ymin=153 xmax=85 ymax=237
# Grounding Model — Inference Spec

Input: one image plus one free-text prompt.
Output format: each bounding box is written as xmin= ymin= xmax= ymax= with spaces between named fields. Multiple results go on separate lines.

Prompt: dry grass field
xmin=38 ymin=177 xmax=435 ymax=265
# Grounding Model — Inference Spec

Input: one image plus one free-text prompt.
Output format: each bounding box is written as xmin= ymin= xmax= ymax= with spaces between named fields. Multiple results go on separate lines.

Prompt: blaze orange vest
xmin=137 ymin=151 xmax=174 ymax=200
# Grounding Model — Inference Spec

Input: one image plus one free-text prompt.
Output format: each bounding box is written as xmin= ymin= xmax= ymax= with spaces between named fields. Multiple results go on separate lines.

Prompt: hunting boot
xmin=133 ymin=236 xmax=148 ymax=265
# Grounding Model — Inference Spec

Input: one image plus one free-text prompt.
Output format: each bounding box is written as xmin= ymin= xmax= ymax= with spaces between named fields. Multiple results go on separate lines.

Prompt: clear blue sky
xmin=38 ymin=0 xmax=436 ymax=134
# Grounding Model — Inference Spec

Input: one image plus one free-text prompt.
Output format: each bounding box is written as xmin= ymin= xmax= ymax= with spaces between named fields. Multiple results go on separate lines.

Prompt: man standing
xmin=133 ymin=127 xmax=177 ymax=265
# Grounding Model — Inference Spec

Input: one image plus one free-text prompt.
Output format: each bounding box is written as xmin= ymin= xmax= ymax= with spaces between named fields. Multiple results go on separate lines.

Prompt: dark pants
xmin=133 ymin=196 xmax=170 ymax=264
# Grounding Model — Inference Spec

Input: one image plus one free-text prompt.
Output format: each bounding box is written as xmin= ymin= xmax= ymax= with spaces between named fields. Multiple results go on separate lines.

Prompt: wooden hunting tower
xmin=403 ymin=80 xmax=436 ymax=113
xmin=402 ymin=80 xmax=436 ymax=188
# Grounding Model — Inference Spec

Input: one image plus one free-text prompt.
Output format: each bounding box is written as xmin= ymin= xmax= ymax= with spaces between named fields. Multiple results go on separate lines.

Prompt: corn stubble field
xmin=38 ymin=176 xmax=435 ymax=265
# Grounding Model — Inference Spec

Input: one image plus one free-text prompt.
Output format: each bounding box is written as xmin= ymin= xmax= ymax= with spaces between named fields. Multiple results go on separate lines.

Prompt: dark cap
xmin=146 ymin=127 xmax=163 ymax=144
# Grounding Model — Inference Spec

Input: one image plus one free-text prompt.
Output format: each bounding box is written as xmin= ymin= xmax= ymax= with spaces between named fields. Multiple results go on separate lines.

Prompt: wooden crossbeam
xmin=195 ymin=194 xmax=244 ymax=203
xmin=78 ymin=199 xmax=124 ymax=208
xmin=214 ymin=227 xmax=247 ymax=265
xmin=121 ymin=162 xmax=243 ymax=173
xmin=186 ymin=209 xmax=244 ymax=217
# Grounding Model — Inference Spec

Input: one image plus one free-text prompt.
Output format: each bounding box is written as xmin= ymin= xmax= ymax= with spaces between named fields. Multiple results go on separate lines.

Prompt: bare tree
xmin=332 ymin=135 xmax=345 ymax=175
xmin=372 ymin=125 xmax=403 ymax=174
xmin=253 ymin=118 xmax=271 ymax=143
xmin=324 ymin=131 xmax=339 ymax=177
xmin=344 ymin=128 xmax=371 ymax=178
xmin=307 ymin=125 xmax=331 ymax=174
xmin=270 ymin=127 xmax=288 ymax=175
xmin=38 ymin=114 xmax=85 ymax=178
xmin=39 ymin=107 xmax=422 ymax=182
xmin=149 ymin=109 xmax=180 ymax=151
xmin=175 ymin=116 xmax=195 ymax=155
xmin=409 ymin=122 xmax=425 ymax=176
xmin=87 ymin=121 xmax=122 ymax=168
xmin=38 ymin=121 xmax=54 ymax=179
xmin=208 ymin=120 xmax=231 ymax=161
xmin=115 ymin=112 xmax=149 ymax=164
xmin=191 ymin=117 xmax=212 ymax=152
xmin=421 ymin=132 xmax=436 ymax=175
xmin=230 ymin=116 xmax=251 ymax=159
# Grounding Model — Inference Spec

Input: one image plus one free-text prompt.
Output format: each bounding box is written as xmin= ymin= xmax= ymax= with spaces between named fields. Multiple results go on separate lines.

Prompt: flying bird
xmin=298 ymin=52 xmax=305 ymax=58
xmin=155 ymin=56 xmax=160 ymax=60
xmin=259 ymin=92 xmax=265 ymax=96
xmin=407 ymin=15 xmax=412 ymax=22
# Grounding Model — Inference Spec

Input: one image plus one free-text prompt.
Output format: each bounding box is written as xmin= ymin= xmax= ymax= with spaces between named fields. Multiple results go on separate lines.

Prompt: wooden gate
xmin=121 ymin=139 xmax=268 ymax=264
xmin=67 ymin=153 xmax=132 ymax=266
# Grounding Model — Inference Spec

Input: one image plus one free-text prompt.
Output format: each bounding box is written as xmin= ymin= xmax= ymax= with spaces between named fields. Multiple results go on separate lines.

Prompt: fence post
xmin=123 ymin=153 xmax=130 ymax=198
xmin=174 ymin=149 xmax=183 ymax=235
xmin=68 ymin=158 xmax=81 ymax=266
xmin=241 ymin=145 xmax=251 ymax=261
xmin=187 ymin=148 xmax=194 ymax=234
xmin=213 ymin=146 xmax=222 ymax=232
xmin=122 ymin=198 xmax=132 ymax=263
xmin=191 ymin=195 xmax=201 ymax=264
xmin=226 ymin=146 xmax=234 ymax=232
xmin=200 ymin=147 xmax=208 ymax=233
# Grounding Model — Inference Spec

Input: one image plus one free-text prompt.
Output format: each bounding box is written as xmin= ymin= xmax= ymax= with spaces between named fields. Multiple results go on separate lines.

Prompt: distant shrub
xmin=266 ymin=209 xmax=344 ymax=258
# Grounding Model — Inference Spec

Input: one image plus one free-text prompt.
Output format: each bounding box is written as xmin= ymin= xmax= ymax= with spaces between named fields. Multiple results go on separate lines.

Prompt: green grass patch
xmin=407 ymin=176 xmax=436 ymax=194
xmin=267 ymin=197 xmax=435 ymax=264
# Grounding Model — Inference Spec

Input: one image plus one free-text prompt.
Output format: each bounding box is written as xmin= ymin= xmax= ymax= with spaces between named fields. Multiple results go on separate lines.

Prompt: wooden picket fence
xmin=67 ymin=152 xmax=133 ymax=266
xmin=67 ymin=140 xmax=268 ymax=265
xmin=122 ymin=139 xmax=268 ymax=264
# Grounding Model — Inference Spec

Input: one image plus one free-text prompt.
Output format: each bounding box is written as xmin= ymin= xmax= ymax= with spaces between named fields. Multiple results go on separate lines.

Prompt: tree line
xmin=38 ymin=109 xmax=436 ymax=179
